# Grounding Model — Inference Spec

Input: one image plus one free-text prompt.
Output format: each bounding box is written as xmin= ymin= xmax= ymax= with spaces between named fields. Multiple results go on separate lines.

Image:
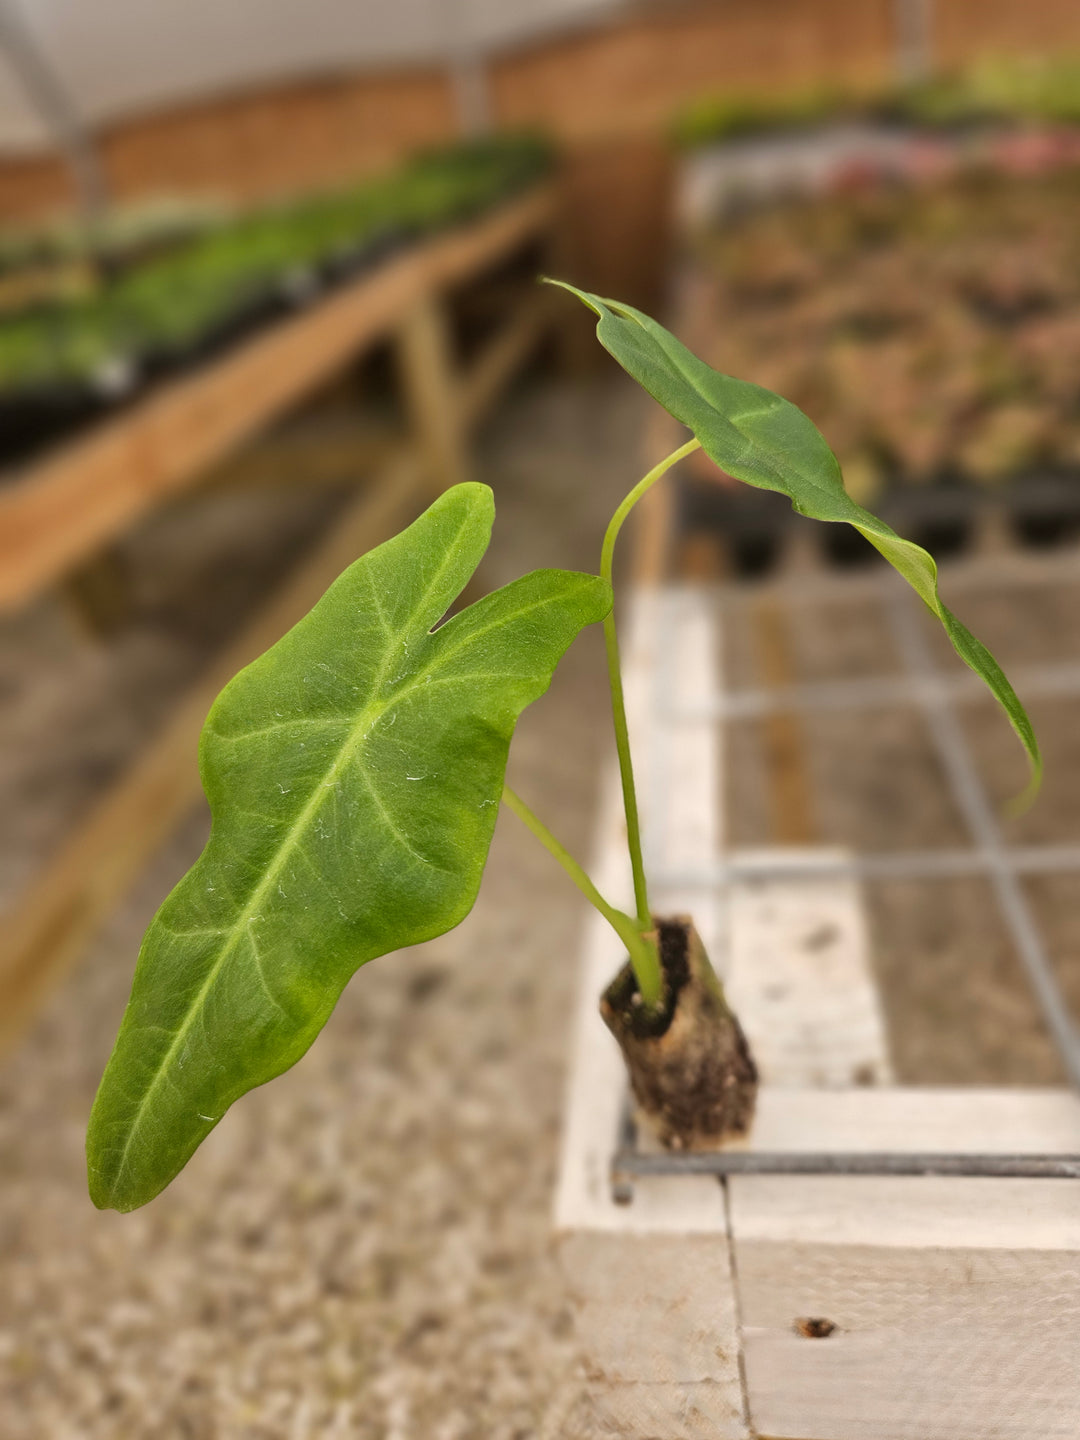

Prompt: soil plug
xmin=601 ymin=917 xmax=757 ymax=1147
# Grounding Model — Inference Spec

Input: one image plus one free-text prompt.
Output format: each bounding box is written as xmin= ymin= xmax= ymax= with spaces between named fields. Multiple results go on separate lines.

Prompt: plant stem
xmin=600 ymin=436 xmax=701 ymax=932
xmin=501 ymin=784 xmax=662 ymax=1008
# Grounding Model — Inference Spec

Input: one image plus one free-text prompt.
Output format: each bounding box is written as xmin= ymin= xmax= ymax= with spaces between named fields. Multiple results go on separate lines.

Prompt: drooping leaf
xmin=550 ymin=279 xmax=1041 ymax=794
xmin=88 ymin=483 xmax=611 ymax=1211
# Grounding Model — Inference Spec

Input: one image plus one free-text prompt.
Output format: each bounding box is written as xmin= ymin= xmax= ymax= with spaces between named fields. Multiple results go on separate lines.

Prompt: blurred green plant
xmin=0 ymin=135 xmax=552 ymax=395
xmin=673 ymin=82 xmax=857 ymax=149
xmin=673 ymin=53 xmax=1080 ymax=149
xmin=692 ymin=168 xmax=1080 ymax=489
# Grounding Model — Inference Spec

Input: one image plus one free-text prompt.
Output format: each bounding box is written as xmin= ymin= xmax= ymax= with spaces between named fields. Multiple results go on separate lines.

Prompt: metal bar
xmin=711 ymin=543 xmax=1080 ymax=609
xmin=614 ymin=1150 xmax=1080 ymax=1180
xmin=651 ymin=843 xmax=1080 ymax=888
xmin=884 ymin=582 xmax=1080 ymax=1090
xmin=675 ymin=659 xmax=1080 ymax=723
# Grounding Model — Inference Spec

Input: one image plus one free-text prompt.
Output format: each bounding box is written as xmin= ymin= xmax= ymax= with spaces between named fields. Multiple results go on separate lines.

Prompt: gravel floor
xmin=0 ymin=376 xmax=645 ymax=1439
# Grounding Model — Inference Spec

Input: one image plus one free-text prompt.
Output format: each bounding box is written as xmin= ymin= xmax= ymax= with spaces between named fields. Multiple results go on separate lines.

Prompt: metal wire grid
xmin=612 ymin=547 xmax=1080 ymax=1197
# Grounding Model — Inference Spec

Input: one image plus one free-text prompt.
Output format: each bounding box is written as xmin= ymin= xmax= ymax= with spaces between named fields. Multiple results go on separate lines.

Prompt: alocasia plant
xmin=88 ymin=283 xmax=1039 ymax=1211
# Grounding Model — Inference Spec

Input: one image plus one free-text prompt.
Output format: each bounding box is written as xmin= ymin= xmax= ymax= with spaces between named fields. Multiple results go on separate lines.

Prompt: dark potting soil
xmin=600 ymin=917 xmax=691 ymax=1040
xmin=601 ymin=919 xmax=758 ymax=1146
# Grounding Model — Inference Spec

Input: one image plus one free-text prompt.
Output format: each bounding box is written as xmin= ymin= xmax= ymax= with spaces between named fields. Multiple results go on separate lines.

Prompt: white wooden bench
xmin=556 ymin=584 xmax=1080 ymax=1440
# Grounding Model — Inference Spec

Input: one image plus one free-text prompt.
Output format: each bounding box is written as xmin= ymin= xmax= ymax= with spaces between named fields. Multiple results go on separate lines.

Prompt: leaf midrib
xmin=103 ymin=510 xmax=478 ymax=1196
xmin=103 ymin=565 xmax=589 ymax=1197
xmin=609 ymin=300 xmax=869 ymax=524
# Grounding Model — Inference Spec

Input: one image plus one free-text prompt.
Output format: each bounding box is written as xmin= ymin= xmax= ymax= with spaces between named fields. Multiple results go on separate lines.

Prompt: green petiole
xmin=501 ymin=784 xmax=661 ymax=1008
xmin=600 ymin=437 xmax=702 ymax=934
xmin=502 ymin=437 xmax=701 ymax=1012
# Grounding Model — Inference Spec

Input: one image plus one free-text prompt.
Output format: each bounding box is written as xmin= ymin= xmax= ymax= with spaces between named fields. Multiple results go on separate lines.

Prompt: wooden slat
xmin=200 ymin=414 xmax=403 ymax=493
xmin=395 ymin=293 xmax=470 ymax=496
xmin=734 ymin=1085 xmax=1080 ymax=1158
xmin=457 ymin=291 xmax=552 ymax=421
xmin=554 ymin=585 xmax=748 ymax=1439
xmin=724 ymin=850 xmax=893 ymax=1087
xmin=555 ymin=586 xmax=732 ymax=1238
xmin=0 ymin=186 xmax=555 ymax=613
xmin=740 ymin=1241 xmax=1080 ymax=1440
xmin=59 ymin=543 xmax=136 ymax=639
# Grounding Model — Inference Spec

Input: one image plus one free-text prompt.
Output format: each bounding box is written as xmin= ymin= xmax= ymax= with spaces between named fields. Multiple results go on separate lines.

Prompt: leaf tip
xmin=540 ymin=275 xmax=603 ymax=318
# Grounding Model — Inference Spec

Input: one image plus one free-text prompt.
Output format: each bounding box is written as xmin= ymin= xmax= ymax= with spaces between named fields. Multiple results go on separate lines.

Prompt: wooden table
xmin=0 ymin=185 xmax=556 ymax=614
xmin=0 ymin=184 xmax=559 ymax=1049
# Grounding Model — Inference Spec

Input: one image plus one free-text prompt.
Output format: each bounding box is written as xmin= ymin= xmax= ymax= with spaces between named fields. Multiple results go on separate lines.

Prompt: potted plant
xmin=86 ymin=282 xmax=1038 ymax=1214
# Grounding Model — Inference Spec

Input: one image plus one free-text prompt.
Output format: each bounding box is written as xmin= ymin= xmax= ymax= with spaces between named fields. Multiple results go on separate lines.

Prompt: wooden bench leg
xmin=395 ymin=294 xmax=469 ymax=496
xmin=60 ymin=545 xmax=135 ymax=639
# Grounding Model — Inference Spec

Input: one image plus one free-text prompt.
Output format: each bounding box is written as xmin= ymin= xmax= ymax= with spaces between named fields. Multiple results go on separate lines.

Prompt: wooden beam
xmin=724 ymin=849 xmax=893 ymax=1087
xmin=199 ymin=414 xmax=404 ymax=494
xmin=457 ymin=291 xmax=552 ymax=421
xmin=395 ymin=293 xmax=470 ymax=496
xmin=0 ymin=185 xmax=555 ymax=614
xmin=58 ymin=543 xmax=136 ymax=639
xmin=555 ymin=585 xmax=747 ymax=1437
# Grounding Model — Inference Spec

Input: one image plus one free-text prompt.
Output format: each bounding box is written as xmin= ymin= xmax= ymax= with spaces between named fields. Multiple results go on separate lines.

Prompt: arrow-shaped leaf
xmin=550 ymin=279 xmax=1041 ymax=794
xmin=88 ymin=482 xmax=611 ymax=1211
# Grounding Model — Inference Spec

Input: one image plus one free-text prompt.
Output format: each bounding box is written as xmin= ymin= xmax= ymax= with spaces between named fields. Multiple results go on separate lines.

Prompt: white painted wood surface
xmin=725 ymin=849 xmax=893 ymax=1088
xmin=554 ymin=587 xmax=747 ymax=1437
xmin=554 ymin=583 xmax=1080 ymax=1438
xmin=735 ymin=1085 xmax=1080 ymax=1158
xmin=732 ymin=1096 xmax=1080 ymax=1439
xmin=735 ymin=1171 xmax=1080 ymax=1440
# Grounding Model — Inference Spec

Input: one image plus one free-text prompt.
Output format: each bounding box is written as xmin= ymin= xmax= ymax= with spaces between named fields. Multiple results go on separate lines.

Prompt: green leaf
xmin=549 ymin=278 xmax=1041 ymax=796
xmin=88 ymin=483 xmax=611 ymax=1211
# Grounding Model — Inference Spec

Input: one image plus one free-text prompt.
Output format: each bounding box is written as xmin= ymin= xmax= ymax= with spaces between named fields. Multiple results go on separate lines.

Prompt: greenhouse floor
xmin=4 ymin=371 xmax=1080 ymax=1435
xmin=0 ymin=377 xmax=639 ymax=1440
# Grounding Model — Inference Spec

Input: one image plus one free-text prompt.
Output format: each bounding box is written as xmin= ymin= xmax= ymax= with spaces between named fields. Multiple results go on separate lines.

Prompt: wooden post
xmin=893 ymin=0 xmax=934 ymax=82
xmin=395 ymin=293 xmax=469 ymax=496
xmin=751 ymin=596 xmax=816 ymax=845
xmin=59 ymin=544 xmax=135 ymax=639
